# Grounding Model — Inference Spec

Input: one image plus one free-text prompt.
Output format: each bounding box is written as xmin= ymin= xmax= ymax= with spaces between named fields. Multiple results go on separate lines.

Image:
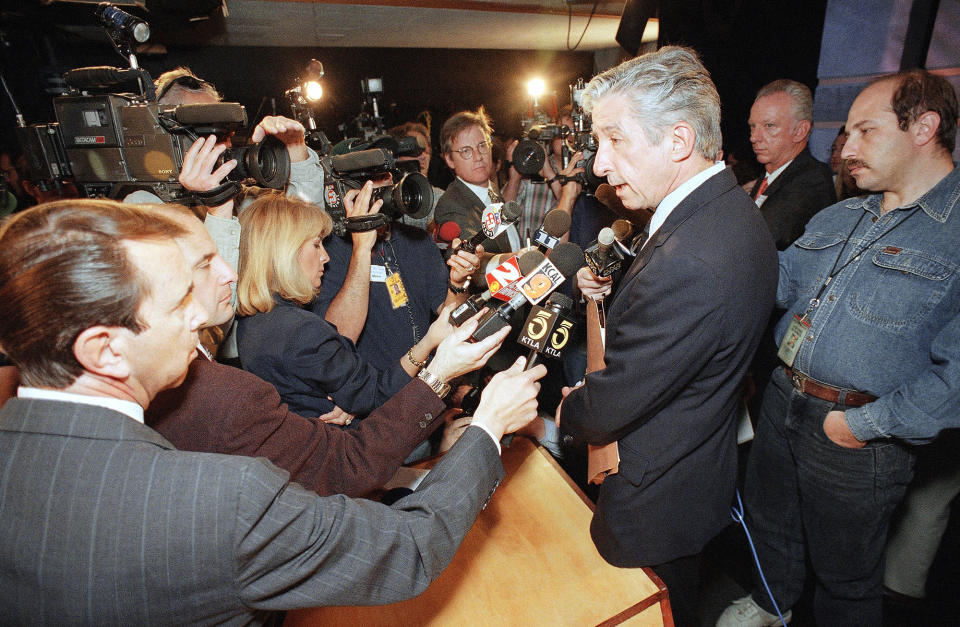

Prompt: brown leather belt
xmin=782 ymin=367 xmax=877 ymax=407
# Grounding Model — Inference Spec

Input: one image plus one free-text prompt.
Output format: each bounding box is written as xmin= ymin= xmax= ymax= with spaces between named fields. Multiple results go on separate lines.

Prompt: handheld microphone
xmin=469 ymin=242 xmax=585 ymax=342
xmin=612 ymin=219 xmax=634 ymax=243
xmin=451 ymin=249 xmax=545 ymax=326
xmin=585 ymin=227 xmax=625 ymax=278
xmin=597 ymin=227 xmax=615 ymax=267
xmin=518 ymin=292 xmax=576 ymax=369
xmin=97 ymin=4 xmax=150 ymax=43
xmin=435 ymin=221 xmax=461 ymax=250
xmin=475 ymin=247 xmax=542 ymax=295
xmin=532 ymin=209 xmax=571 ymax=252
xmin=459 ymin=200 xmax=522 ymax=253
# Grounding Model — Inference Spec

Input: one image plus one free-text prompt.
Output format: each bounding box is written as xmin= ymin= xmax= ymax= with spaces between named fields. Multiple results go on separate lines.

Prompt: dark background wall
xmin=0 ymin=19 xmax=594 ymax=152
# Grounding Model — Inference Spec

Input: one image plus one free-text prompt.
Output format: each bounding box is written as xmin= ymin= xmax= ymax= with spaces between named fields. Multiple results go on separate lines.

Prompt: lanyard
xmin=375 ymin=236 xmax=421 ymax=343
xmin=801 ymin=205 xmax=921 ymax=320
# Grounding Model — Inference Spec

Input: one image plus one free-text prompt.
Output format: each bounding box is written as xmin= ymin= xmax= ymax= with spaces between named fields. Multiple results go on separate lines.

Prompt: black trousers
xmin=651 ymin=552 xmax=703 ymax=627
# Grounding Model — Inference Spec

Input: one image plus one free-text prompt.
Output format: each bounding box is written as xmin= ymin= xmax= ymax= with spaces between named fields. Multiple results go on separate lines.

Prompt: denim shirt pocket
xmin=846 ymin=247 xmax=955 ymax=333
xmin=792 ymin=232 xmax=848 ymax=297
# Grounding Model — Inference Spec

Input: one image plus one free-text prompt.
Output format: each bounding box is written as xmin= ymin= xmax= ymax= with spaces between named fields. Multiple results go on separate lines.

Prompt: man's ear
xmin=73 ymin=326 xmax=131 ymax=380
xmin=443 ymin=152 xmax=456 ymax=170
xmin=791 ymin=119 xmax=812 ymax=144
xmin=670 ymin=122 xmax=697 ymax=162
xmin=913 ymin=110 xmax=942 ymax=147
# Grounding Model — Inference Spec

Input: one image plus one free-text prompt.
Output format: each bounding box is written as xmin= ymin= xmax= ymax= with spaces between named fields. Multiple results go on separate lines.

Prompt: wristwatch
xmin=448 ymin=279 xmax=468 ymax=294
xmin=417 ymin=368 xmax=451 ymax=399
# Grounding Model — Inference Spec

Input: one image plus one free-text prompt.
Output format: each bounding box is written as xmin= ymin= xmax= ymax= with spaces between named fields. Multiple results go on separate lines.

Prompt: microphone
xmin=459 ymin=200 xmax=522 ymax=254
xmin=435 ymin=221 xmax=461 ymax=251
xmin=517 ymin=292 xmax=576 ymax=369
xmin=596 ymin=227 xmax=615 ymax=268
xmin=63 ymin=66 xmax=150 ymax=91
xmin=469 ymin=242 xmax=585 ymax=342
xmin=532 ymin=209 xmax=571 ymax=252
xmin=474 ymin=247 xmax=542 ymax=294
xmin=97 ymin=4 xmax=151 ymax=43
xmin=330 ymin=148 xmax=393 ymax=175
xmin=612 ymin=219 xmax=634 ymax=243
xmin=585 ymin=227 xmax=625 ymax=278
xmin=595 ymin=183 xmax=627 ymax=215
xmin=450 ymin=249 xmax=545 ymax=326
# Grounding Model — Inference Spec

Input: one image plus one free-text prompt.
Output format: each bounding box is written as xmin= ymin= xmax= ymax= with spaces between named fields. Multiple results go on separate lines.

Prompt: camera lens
xmin=227 ymin=136 xmax=290 ymax=189
xmin=512 ymin=139 xmax=545 ymax=177
xmin=378 ymin=172 xmax=433 ymax=219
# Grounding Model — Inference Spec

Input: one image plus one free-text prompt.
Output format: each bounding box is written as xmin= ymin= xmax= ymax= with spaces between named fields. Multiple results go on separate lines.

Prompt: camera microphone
xmin=96 ymin=4 xmax=150 ymax=43
xmin=458 ymin=200 xmax=522 ymax=254
xmin=532 ymin=209 xmax=571 ymax=252
xmin=330 ymin=148 xmax=393 ymax=175
xmin=469 ymin=242 xmax=584 ymax=342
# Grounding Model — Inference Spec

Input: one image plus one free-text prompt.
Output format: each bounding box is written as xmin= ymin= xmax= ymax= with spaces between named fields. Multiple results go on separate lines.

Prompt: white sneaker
xmin=716 ymin=595 xmax=791 ymax=626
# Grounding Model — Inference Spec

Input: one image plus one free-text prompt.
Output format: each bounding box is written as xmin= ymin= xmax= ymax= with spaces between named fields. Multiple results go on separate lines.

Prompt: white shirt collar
xmin=459 ymin=177 xmax=495 ymax=204
xmin=17 ymin=387 xmax=145 ymax=423
xmin=647 ymin=161 xmax=726 ymax=239
xmin=763 ymin=158 xmax=793 ymax=186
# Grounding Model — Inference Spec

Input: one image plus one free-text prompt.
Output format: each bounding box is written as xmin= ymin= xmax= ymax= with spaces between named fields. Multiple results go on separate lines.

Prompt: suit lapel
xmin=760 ymin=148 xmax=811 ymax=199
xmin=610 ymin=168 xmax=738 ymax=307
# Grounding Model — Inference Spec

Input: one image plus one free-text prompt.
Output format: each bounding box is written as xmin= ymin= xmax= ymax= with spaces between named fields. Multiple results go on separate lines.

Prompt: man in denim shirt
xmin=719 ymin=70 xmax=959 ymax=626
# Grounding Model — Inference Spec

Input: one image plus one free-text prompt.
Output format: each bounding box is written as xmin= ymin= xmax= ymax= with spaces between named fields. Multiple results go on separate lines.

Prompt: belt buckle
xmin=790 ymin=371 xmax=804 ymax=391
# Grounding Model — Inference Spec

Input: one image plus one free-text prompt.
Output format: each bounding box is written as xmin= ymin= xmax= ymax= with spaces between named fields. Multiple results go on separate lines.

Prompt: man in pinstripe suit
xmin=0 ymin=199 xmax=544 ymax=624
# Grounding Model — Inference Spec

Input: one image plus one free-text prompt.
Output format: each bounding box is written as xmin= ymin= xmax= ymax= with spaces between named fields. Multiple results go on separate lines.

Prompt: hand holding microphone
xmin=458 ymin=200 xmax=522 ymax=254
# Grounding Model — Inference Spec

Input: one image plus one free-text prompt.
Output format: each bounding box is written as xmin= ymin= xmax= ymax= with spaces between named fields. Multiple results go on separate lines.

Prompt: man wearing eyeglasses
xmin=435 ymin=108 xmax=516 ymax=254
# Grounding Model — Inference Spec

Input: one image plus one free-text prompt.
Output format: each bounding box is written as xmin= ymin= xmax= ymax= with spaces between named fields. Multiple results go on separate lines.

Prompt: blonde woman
xmin=236 ymin=192 xmax=495 ymax=421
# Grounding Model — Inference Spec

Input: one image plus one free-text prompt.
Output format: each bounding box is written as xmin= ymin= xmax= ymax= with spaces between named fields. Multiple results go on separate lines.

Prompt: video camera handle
xmin=63 ymin=66 xmax=156 ymax=102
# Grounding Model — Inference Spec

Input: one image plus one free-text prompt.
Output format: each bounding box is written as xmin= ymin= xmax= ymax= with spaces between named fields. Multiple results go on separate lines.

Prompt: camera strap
xmin=344 ymin=214 xmax=390 ymax=232
xmin=193 ymin=181 xmax=242 ymax=207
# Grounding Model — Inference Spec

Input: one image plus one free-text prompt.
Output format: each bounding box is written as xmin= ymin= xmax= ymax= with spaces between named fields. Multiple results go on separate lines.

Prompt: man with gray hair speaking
xmin=557 ymin=46 xmax=777 ymax=626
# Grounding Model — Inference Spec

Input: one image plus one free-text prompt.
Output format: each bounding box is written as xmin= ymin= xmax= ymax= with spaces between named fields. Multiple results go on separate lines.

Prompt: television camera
xmin=320 ymin=133 xmax=434 ymax=236
xmin=511 ymin=78 xmax=605 ymax=193
xmin=12 ymin=4 xmax=290 ymax=204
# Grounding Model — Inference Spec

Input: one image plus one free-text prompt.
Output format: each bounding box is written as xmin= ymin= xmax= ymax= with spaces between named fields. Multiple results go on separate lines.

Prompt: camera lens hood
xmin=512 ymin=139 xmax=546 ymax=177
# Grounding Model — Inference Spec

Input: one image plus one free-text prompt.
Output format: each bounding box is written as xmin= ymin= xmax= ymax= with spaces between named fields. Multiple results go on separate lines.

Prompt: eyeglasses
xmin=449 ymin=140 xmax=491 ymax=160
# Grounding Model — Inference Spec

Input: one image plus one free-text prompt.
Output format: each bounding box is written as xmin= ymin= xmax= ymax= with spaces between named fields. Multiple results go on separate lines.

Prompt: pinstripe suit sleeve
xmin=235 ymin=425 xmax=503 ymax=609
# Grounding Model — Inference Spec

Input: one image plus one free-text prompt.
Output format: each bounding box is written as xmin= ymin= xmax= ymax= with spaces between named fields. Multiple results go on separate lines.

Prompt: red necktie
xmin=753 ymin=177 xmax=769 ymax=200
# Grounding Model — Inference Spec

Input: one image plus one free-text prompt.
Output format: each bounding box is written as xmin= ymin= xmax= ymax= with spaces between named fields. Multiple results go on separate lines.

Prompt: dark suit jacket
xmin=434 ymin=178 xmax=511 ymax=253
xmin=237 ymin=297 xmax=412 ymax=417
xmin=750 ymin=147 xmax=836 ymax=250
xmin=0 ymin=398 xmax=502 ymax=624
xmin=147 ymin=357 xmax=445 ymax=497
xmin=562 ymin=167 xmax=778 ymax=566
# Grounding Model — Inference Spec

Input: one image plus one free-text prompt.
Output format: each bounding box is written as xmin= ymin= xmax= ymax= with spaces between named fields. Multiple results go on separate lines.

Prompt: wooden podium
xmin=285 ymin=436 xmax=673 ymax=626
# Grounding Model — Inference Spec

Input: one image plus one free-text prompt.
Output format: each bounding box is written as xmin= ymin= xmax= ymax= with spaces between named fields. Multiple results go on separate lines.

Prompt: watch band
xmin=447 ymin=279 xmax=468 ymax=294
xmin=417 ymin=368 xmax=451 ymax=399
xmin=406 ymin=347 xmax=427 ymax=369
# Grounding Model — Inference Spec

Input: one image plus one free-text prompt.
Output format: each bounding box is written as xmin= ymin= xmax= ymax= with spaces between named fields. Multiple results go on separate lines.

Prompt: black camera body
xmin=19 ymin=86 xmax=290 ymax=202
xmin=511 ymin=124 xmax=565 ymax=178
xmin=320 ymin=139 xmax=434 ymax=236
